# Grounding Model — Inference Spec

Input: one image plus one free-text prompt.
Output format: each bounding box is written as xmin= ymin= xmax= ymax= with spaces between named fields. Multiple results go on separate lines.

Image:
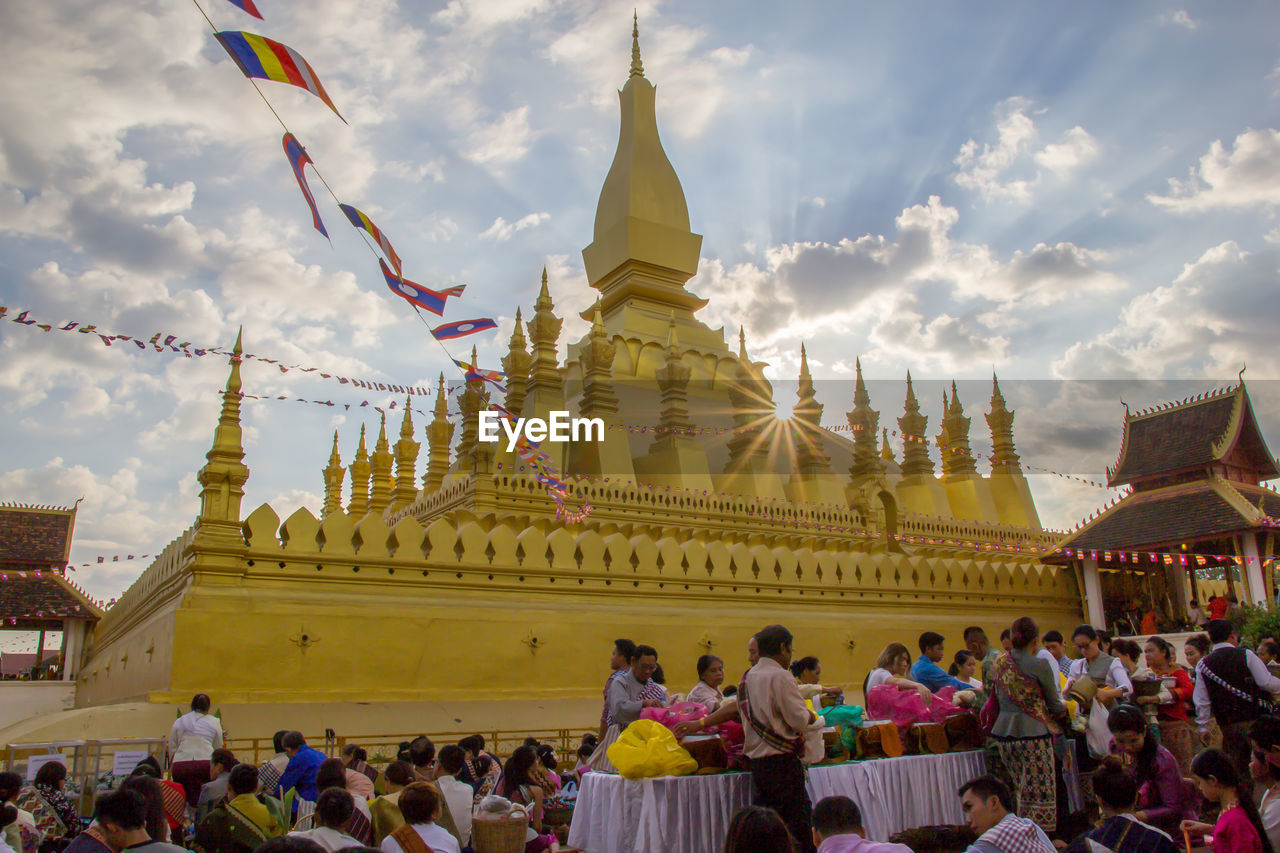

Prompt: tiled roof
xmin=0 ymin=505 xmax=75 ymax=565
xmin=1108 ymin=392 xmax=1238 ymax=485
xmin=1050 ymin=480 xmax=1265 ymax=555
xmin=0 ymin=572 xmax=100 ymax=620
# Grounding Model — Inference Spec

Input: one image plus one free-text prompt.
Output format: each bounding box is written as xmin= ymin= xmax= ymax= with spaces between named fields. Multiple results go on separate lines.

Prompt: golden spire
xmin=526 ymin=269 xmax=563 ymax=397
xmin=941 ymin=381 xmax=977 ymax=477
xmin=652 ymin=314 xmax=693 ymax=451
xmin=792 ymin=343 xmax=830 ymax=476
xmin=899 ymin=371 xmax=933 ymax=477
xmin=197 ymin=328 xmax=249 ymax=527
xmin=582 ymin=14 xmax=704 ymax=317
xmin=501 ymin=306 xmax=532 ymax=416
xmin=322 ymin=430 xmax=345 ymax=518
xmin=348 ymin=424 xmax=371 ymax=518
xmin=581 ymin=299 xmax=619 ymax=419
xmin=848 ymin=357 xmax=884 ymax=480
xmin=986 ymin=372 xmax=1021 ymax=474
xmin=630 ymin=10 xmax=644 ymax=79
xmin=738 ymin=327 xmax=748 ymax=361
xmin=881 ymin=428 xmax=895 ymax=462
xmin=424 ymin=373 xmax=454 ymax=493
xmin=370 ymin=412 xmax=394 ymax=514
xmin=392 ymin=398 xmax=419 ymax=510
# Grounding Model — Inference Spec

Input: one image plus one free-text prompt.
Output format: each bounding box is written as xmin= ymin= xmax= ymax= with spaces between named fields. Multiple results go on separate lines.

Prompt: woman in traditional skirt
xmin=1136 ymin=637 xmax=1195 ymax=775
xmin=988 ymin=616 xmax=1069 ymax=836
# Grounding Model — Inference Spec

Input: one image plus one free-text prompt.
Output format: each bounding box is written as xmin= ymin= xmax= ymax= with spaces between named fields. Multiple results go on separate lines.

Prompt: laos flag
xmin=431 ymin=318 xmax=498 ymax=340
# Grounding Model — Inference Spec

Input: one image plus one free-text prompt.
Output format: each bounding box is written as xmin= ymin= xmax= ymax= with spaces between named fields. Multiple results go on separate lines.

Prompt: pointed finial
xmin=1240 ymin=363 xmax=1247 ymax=385
xmin=233 ymin=326 xmax=243 ymax=356
xmin=666 ymin=313 xmax=679 ymax=349
xmin=471 ymin=344 xmax=478 ymax=364
xmin=539 ymin=266 xmax=549 ymax=298
xmin=630 ymin=10 xmax=645 ymax=79
xmin=377 ymin=411 xmax=388 ymax=443
xmin=400 ymin=396 xmax=414 ymax=436
xmin=434 ymin=372 xmax=448 ymax=416
xmin=881 ymin=428 xmax=894 ymax=461
xmin=328 ymin=430 xmax=341 ymax=464
xmin=357 ymin=423 xmax=368 ymax=454
xmin=738 ymin=327 xmax=748 ymax=360
xmin=591 ymin=300 xmax=606 ymax=335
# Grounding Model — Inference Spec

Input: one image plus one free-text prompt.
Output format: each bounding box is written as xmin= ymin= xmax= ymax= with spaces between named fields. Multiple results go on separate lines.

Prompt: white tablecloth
xmin=567 ymin=750 xmax=986 ymax=853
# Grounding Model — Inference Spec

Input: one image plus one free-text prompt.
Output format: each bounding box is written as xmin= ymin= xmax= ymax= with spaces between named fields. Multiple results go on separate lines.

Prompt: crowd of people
xmin=10 ymin=610 xmax=1280 ymax=853
xmin=0 ymin=695 xmax=584 ymax=853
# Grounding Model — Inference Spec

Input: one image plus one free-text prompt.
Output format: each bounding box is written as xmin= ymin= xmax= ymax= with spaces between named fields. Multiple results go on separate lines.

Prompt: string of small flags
xmin=0 ymin=305 xmax=431 ymax=396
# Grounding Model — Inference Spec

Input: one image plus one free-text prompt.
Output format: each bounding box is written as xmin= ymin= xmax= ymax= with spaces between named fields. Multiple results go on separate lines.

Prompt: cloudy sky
xmin=3 ymin=0 xmax=1280 ymax=642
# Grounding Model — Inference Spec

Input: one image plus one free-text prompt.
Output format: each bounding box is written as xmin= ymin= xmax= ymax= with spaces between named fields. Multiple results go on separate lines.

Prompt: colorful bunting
xmin=282 ymin=133 xmax=327 ymax=239
xmin=431 ymin=318 xmax=497 ymax=340
xmin=214 ymin=31 xmax=344 ymax=121
xmin=380 ymin=261 xmax=464 ymax=315
xmin=223 ymin=0 xmax=264 ymax=19
xmin=339 ymin=204 xmax=402 ymax=278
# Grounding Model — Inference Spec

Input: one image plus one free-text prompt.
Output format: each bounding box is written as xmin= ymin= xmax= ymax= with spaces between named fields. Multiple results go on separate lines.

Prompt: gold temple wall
xmin=77 ymin=478 xmax=1083 ymax=719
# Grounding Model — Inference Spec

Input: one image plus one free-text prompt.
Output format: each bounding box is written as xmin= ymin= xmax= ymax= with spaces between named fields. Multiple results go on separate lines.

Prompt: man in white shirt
xmin=1065 ymin=626 xmax=1132 ymax=707
xmin=288 ymin=789 xmax=364 ymax=853
xmin=379 ymin=783 xmax=460 ymax=853
xmin=167 ymin=693 xmax=223 ymax=806
xmin=741 ymin=625 xmax=822 ymax=853
xmin=1193 ymin=618 xmax=1280 ymax=778
xmin=432 ymin=746 xmax=472 ymax=849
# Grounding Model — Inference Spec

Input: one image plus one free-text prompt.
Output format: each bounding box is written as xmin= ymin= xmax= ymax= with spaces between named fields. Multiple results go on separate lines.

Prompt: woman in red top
xmin=1137 ymin=636 xmax=1196 ymax=776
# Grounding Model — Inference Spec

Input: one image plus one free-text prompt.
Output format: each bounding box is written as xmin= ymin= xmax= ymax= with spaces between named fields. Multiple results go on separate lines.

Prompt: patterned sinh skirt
xmin=989 ymin=734 xmax=1057 ymax=834
xmin=1158 ymin=718 xmax=1195 ymax=777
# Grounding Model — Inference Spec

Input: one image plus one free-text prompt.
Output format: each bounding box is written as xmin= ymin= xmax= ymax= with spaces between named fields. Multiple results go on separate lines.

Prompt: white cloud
xmin=1160 ymin=10 xmax=1198 ymax=29
xmin=1148 ymin=128 xmax=1280 ymax=212
xmin=953 ymin=98 xmax=1099 ymax=203
xmin=464 ymin=106 xmax=537 ymax=165
xmin=1054 ymin=241 xmax=1280 ymax=378
xmin=479 ymin=211 xmax=551 ymax=240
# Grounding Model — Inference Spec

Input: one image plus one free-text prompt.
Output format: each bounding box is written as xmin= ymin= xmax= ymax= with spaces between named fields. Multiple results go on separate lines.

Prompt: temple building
xmin=7 ymin=21 xmax=1083 ymax=742
xmin=1046 ymin=382 xmax=1280 ymax=633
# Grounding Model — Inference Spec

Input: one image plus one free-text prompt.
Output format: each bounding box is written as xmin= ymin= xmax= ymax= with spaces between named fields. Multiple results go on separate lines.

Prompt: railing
xmin=225 ymin=726 xmax=595 ymax=767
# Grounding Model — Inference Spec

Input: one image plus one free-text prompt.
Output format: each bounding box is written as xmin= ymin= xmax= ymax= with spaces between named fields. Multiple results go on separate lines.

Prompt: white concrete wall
xmin=0 ymin=683 xmax=76 ymax=733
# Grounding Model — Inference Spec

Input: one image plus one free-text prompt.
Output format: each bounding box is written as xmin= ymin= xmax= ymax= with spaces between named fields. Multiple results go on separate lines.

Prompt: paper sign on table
xmin=111 ymin=750 xmax=148 ymax=777
xmin=25 ymin=754 xmax=66 ymax=782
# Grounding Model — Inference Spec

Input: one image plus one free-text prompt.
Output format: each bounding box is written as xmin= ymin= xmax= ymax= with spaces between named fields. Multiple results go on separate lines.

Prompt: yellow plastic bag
xmin=606 ymin=719 xmax=699 ymax=779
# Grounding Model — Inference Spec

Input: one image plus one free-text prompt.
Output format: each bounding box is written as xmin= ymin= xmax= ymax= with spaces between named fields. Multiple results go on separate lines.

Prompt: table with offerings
xmin=566 ymin=749 xmax=987 ymax=853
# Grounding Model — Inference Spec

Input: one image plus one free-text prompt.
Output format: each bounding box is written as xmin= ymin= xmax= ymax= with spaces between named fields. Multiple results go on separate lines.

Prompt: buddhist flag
xmin=380 ymin=261 xmax=462 ymax=315
xmin=214 ymin=31 xmax=344 ymax=121
xmin=430 ymin=318 xmax=497 ymax=340
xmin=224 ymin=0 xmax=263 ymax=18
xmin=282 ymin=134 xmax=327 ymax=239
xmin=340 ymin=204 xmax=401 ymax=279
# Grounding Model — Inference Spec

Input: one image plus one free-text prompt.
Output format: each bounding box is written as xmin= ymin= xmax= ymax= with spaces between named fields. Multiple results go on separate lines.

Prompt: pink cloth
xmin=866 ymin=684 xmax=962 ymax=727
xmin=1211 ymin=805 xmax=1265 ymax=853
xmin=640 ymin=701 xmax=707 ymax=729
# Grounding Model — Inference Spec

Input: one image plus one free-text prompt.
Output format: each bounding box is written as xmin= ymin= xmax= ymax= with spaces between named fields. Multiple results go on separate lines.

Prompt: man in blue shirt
xmin=277 ymin=730 xmax=325 ymax=807
xmin=909 ymin=631 xmax=972 ymax=692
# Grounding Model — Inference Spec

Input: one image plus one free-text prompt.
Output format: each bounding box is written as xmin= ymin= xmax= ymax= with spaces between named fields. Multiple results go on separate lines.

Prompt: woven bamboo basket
xmin=471 ymin=812 xmax=530 ymax=853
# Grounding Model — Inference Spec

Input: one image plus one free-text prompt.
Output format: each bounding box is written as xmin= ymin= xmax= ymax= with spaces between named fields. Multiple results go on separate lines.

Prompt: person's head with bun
xmin=1092 ymin=755 xmax=1140 ymax=816
xmin=1107 ymin=704 xmax=1159 ymax=782
xmin=1010 ymin=617 xmax=1039 ymax=652
xmin=1144 ymin=636 xmax=1176 ymax=672
xmin=1185 ymin=634 xmax=1211 ymax=668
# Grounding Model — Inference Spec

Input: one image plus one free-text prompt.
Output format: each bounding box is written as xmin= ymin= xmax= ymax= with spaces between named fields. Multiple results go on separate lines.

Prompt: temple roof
xmin=1046 ymin=477 xmax=1279 ymax=560
xmin=0 ymin=504 xmax=76 ymax=566
xmin=0 ymin=571 xmax=102 ymax=622
xmin=1107 ymin=384 xmax=1279 ymax=486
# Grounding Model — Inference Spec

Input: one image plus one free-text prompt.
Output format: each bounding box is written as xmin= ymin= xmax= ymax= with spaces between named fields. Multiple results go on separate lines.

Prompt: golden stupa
xmin=32 ymin=21 xmax=1082 ymax=742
